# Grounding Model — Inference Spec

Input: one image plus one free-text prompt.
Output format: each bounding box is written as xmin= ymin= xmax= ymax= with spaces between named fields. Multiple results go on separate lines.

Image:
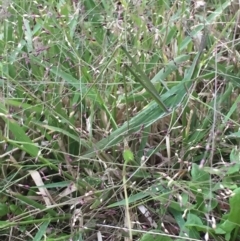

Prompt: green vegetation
xmin=1 ymin=0 xmax=240 ymax=240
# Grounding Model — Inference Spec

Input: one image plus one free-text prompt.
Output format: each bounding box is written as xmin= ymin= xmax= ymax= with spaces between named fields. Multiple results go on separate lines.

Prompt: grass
xmin=0 ymin=0 xmax=240 ymax=240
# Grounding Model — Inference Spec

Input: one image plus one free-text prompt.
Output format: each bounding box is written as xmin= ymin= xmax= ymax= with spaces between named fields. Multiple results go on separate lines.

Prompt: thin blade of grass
xmin=121 ymin=46 xmax=169 ymax=112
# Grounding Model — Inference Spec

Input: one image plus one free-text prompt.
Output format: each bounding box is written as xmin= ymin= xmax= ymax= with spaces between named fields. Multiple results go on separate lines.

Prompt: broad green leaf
xmin=9 ymin=204 xmax=22 ymax=215
xmin=185 ymin=213 xmax=203 ymax=227
xmin=140 ymin=231 xmax=173 ymax=241
xmin=169 ymin=208 xmax=187 ymax=237
xmin=2 ymin=117 xmax=39 ymax=157
xmin=191 ymin=163 xmax=210 ymax=182
xmin=220 ymin=188 xmax=240 ymax=233
xmin=227 ymin=132 xmax=240 ymax=138
xmin=226 ymin=148 xmax=240 ymax=174
xmin=0 ymin=203 xmax=8 ymax=217
xmin=185 ymin=213 xmax=202 ymax=240
xmin=230 ymin=148 xmax=240 ymax=163
xmin=227 ymin=164 xmax=240 ymax=175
